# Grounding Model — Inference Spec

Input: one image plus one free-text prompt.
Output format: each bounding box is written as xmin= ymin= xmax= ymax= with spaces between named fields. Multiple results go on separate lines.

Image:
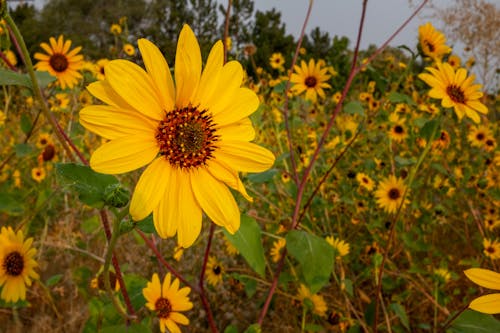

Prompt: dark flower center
xmin=49 ymin=53 xmax=69 ymax=72
xmin=446 ymin=85 xmax=466 ymax=104
xmin=476 ymin=133 xmax=485 ymax=141
xmin=3 ymin=251 xmax=24 ymax=276
xmin=394 ymin=125 xmax=404 ymax=134
xmin=213 ymin=265 xmax=222 ymax=275
xmin=424 ymin=40 xmax=435 ymax=52
xmin=156 ymin=106 xmax=218 ymax=170
xmin=486 ymin=246 xmax=495 ymax=254
xmin=486 ymin=139 xmax=494 ymax=147
xmin=155 ymin=297 xmax=172 ymax=319
xmin=304 ymin=76 xmax=317 ymax=88
xmin=388 ymin=188 xmax=401 ymax=200
xmin=42 ymin=144 xmax=56 ymax=161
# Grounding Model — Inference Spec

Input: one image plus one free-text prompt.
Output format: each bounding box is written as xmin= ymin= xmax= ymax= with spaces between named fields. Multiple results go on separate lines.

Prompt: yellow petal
xmin=206 ymin=159 xmax=252 ymax=201
xmin=176 ymin=172 xmax=202 ymax=247
xmin=138 ymin=39 xmax=175 ymax=111
xmin=170 ymin=312 xmax=190 ymax=325
xmin=193 ymin=40 xmax=224 ymax=109
xmin=190 ymin=168 xmax=240 ymax=234
xmin=217 ymin=118 xmax=255 ymax=141
xmin=208 ymin=62 xmax=244 ymax=116
xmin=86 ymin=80 xmax=134 ymax=111
xmin=153 ymin=171 xmax=179 ymax=238
xmin=129 ymin=158 xmax=171 ymax=222
xmin=465 ymin=268 xmax=500 ymax=290
xmin=90 ymin=135 xmax=158 ymax=174
xmin=212 ymin=88 xmax=259 ymax=127
xmin=175 ymin=25 xmax=202 ymax=108
xmin=469 ymin=294 xmax=500 ymax=314
xmin=165 ymin=319 xmax=181 ymax=333
xmin=80 ymin=105 xmax=156 ymax=140
xmin=217 ymin=141 xmax=275 ymax=173
xmin=105 ymin=60 xmax=164 ymax=121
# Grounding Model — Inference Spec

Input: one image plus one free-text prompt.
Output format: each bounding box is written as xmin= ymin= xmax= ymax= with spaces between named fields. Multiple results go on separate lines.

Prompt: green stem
xmin=102 ymin=216 xmax=130 ymax=321
xmin=4 ymin=13 xmax=76 ymax=162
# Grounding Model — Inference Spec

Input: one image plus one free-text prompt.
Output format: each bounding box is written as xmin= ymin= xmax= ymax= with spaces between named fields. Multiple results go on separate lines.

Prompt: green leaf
xmin=286 ymin=230 xmax=334 ymax=293
xmin=450 ymin=309 xmax=500 ymax=332
xmin=243 ymin=324 xmax=261 ymax=333
xmin=224 ymin=325 xmax=239 ymax=333
xmin=390 ymin=303 xmax=410 ymax=331
xmin=247 ymin=168 xmax=278 ymax=183
xmin=0 ymin=192 xmax=24 ymax=215
xmin=223 ymin=215 xmax=266 ymax=277
xmin=0 ymin=68 xmax=32 ymax=87
xmin=388 ymin=92 xmax=416 ymax=106
xmin=14 ymin=143 xmax=34 ymax=157
xmin=55 ymin=163 xmax=120 ymax=208
xmin=46 ymin=274 xmax=63 ymax=287
xmin=419 ymin=119 xmax=439 ymax=142
xmin=35 ymin=71 xmax=57 ymax=88
xmin=134 ymin=214 xmax=156 ymax=234
xmin=20 ymin=114 xmax=32 ymax=134
xmin=343 ymin=101 xmax=365 ymax=116
xmin=394 ymin=156 xmax=416 ymax=167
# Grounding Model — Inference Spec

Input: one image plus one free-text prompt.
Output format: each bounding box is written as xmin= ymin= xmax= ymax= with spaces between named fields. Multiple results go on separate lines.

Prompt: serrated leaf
xmin=223 ymin=215 xmax=265 ymax=277
xmin=390 ymin=303 xmax=410 ymax=331
xmin=0 ymin=68 xmax=32 ymax=87
xmin=286 ymin=230 xmax=334 ymax=293
xmin=450 ymin=309 xmax=500 ymax=332
xmin=343 ymin=101 xmax=365 ymax=116
xmin=55 ymin=163 xmax=119 ymax=208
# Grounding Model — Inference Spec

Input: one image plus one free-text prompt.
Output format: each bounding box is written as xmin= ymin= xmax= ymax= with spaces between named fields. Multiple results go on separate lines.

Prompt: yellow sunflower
xmin=31 ymin=166 xmax=46 ymax=183
xmin=290 ymin=59 xmax=331 ymax=102
xmin=418 ymin=22 xmax=451 ymax=61
xmin=0 ymin=226 xmax=39 ymax=302
xmin=483 ymin=238 xmax=500 ymax=260
xmin=34 ymin=35 xmax=84 ymax=89
xmin=269 ymin=52 xmax=285 ymax=70
xmin=79 ymin=25 xmax=275 ymax=247
xmin=143 ymin=273 xmax=193 ymax=333
xmin=465 ymin=268 xmax=500 ymax=314
xmin=467 ymin=125 xmax=492 ymax=148
xmin=94 ymin=58 xmax=109 ymax=81
xmin=325 ymin=236 xmax=350 ymax=258
xmin=205 ymin=256 xmax=223 ymax=287
xmin=123 ymin=43 xmax=135 ymax=56
xmin=270 ymin=238 xmax=286 ymax=263
xmin=388 ymin=121 xmax=408 ymax=143
xmin=297 ymin=284 xmax=327 ymax=317
xmin=418 ymin=62 xmax=488 ymax=123
xmin=374 ymin=175 xmax=409 ymax=214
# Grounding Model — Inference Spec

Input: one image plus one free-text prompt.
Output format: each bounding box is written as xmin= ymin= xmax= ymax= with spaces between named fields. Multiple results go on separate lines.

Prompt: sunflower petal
xmin=175 ymin=25 xmax=202 ymax=108
xmin=465 ymin=268 xmax=500 ymax=290
xmin=217 ymin=141 xmax=275 ymax=173
xmin=469 ymin=294 xmax=500 ymax=314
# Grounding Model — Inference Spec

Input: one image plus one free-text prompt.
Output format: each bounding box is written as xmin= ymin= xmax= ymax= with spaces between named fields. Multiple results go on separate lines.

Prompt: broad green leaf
xmin=247 ymin=168 xmax=278 ymax=183
xmin=35 ymin=71 xmax=57 ymax=88
xmin=46 ymin=274 xmax=63 ymax=287
xmin=286 ymin=230 xmax=334 ymax=293
xmin=419 ymin=119 xmax=439 ymax=142
xmin=0 ymin=192 xmax=24 ymax=215
xmin=0 ymin=68 xmax=32 ymax=87
xmin=244 ymin=324 xmax=261 ymax=333
xmin=390 ymin=303 xmax=410 ymax=331
xmin=21 ymin=113 xmax=32 ymax=134
xmin=14 ymin=143 xmax=34 ymax=157
xmin=343 ymin=101 xmax=365 ymax=116
xmin=134 ymin=214 xmax=157 ymax=234
xmin=224 ymin=325 xmax=239 ymax=333
xmin=394 ymin=156 xmax=416 ymax=167
xmin=223 ymin=215 xmax=266 ymax=277
xmin=55 ymin=163 xmax=120 ymax=208
xmin=450 ymin=309 xmax=500 ymax=332
xmin=388 ymin=92 xmax=416 ymax=106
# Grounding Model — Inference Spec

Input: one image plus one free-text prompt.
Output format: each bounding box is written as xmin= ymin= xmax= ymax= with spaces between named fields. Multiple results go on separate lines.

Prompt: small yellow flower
xmin=110 ymin=23 xmax=122 ymax=35
xmin=465 ymin=268 xmax=500 ymax=314
xmin=143 ymin=273 xmax=193 ymax=333
xmin=297 ymin=284 xmax=327 ymax=317
xmin=326 ymin=236 xmax=350 ymax=258
xmin=290 ymin=59 xmax=331 ymax=102
xmin=374 ymin=175 xmax=409 ymax=214
xmin=270 ymin=238 xmax=286 ymax=263
xmin=418 ymin=22 xmax=451 ymax=60
xmin=173 ymin=245 xmax=184 ymax=261
xmin=31 ymin=167 xmax=46 ymax=183
xmin=205 ymin=256 xmax=223 ymax=287
xmin=483 ymin=238 xmax=500 ymax=260
xmin=269 ymin=52 xmax=285 ymax=70
xmin=0 ymin=110 xmax=6 ymax=126
xmin=0 ymin=227 xmax=39 ymax=302
xmin=123 ymin=43 xmax=135 ymax=56
xmin=356 ymin=173 xmax=374 ymax=191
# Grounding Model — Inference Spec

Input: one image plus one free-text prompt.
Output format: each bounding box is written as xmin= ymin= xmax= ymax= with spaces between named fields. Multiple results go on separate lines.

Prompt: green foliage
xmin=449 ymin=310 xmax=500 ymax=332
xmin=223 ymin=215 xmax=266 ymax=277
xmin=285 ymin=230 xmax=334 ymax=293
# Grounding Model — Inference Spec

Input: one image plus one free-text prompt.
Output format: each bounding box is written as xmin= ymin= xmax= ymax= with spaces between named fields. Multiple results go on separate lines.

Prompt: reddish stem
xmin=0 ymin=49 xmax=17 ymax=71
xmin=198 ymin=223 xmax=218 ymax=333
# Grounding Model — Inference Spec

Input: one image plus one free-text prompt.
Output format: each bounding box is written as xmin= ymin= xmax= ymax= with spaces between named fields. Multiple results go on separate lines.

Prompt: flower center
xmin=156 ymin=106 xmax=218 ymax=170
xmin=388 ymin=188 xmax=401 ymax=200
xmin=424 ymin=40 xmax=435 ymax=52
xmin=486 ymin=246 xmax=495 ymax=254
xmin=394 ymin=125 xmax=404 ymax=134
xmin=3 ymin=251 xmax=24 ymax=276
xmin=304 ymin=76 xmax=317 ymax=88
xmin=155 ymin=297 xmax=172 ymax=319
xmin=446 ymin=85 xmax=466 ymax=104
xmin=213 ymin=265 xmax=222 ymax=275
xmin=49 ymin=53 xmax=69 ymax=72
xmin=476 ymin=133 xmax=485 ymax=141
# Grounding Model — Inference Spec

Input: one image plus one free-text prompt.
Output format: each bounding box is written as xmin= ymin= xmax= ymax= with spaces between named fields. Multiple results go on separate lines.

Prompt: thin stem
xmin=5 ymin=14 xmax=76 ymax=162
xmin=283 ymin=0 xmax=315 ymax=185
xmin=136 ymin=229 xmax=197 ymax=292
xmin=440 ymin=304 xmax=469 ymax=332
xmin=199 ymin=223 xmax=218 ymax=333
xmin=0 ymin=49 xmax=17 ymax=71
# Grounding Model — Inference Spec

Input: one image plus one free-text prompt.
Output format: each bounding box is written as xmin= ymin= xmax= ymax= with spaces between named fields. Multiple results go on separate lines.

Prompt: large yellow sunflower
xmin=465 ymin=268 xmax=500 ymax=314
xmin=0 ymin=226 xmax=39 ymax=303
xmin=79 ymin=25 xmax=275 ymax=247
xmin=143 ymin=273 xmax=193 ymax=333
xmin=290 ymin=59 xmax=331 ymax=102
xmin=374 ymin=175 xmax=409 ymax=214
xmin=418 ymin=22 xmax=451 ymax=61
xmin=419 ymin=62 xmax=488 ymax=123
xmin=34 ymin=35 xmax=84 ymax=89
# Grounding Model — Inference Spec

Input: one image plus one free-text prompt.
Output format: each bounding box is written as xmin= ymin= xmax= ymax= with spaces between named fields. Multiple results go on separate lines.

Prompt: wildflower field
xmin=0 ymin=0 xmax=499 ymax=332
